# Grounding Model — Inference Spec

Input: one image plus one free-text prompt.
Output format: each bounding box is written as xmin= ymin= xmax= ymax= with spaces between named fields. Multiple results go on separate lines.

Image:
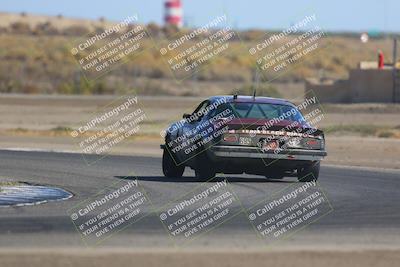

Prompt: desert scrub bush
xmin=147 ymin=22 xmax=162 ymax=38
xmin=10 ymin=22 xmax=31 ymax=34
xmin=63 ymin=25 xmax=90 ymax=36
xmin=56 ymin=78 xmax=113 ymax=95
xmin=33 ymin=22 xmax=59 ymax=35
xmin=51 ymin=126 xmax=74 ymax=132
xmin=377 ymin=130 xmax=395 ymax=138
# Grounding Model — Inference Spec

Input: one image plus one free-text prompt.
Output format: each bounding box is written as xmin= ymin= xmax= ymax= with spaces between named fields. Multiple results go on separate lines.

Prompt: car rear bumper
xmin=210 ymin=145 xmax=327 ymax=161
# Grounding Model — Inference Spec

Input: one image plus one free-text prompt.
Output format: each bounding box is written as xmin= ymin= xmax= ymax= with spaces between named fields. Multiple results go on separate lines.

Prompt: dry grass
xmin=0 ymin=13 xmax=397 ymax=96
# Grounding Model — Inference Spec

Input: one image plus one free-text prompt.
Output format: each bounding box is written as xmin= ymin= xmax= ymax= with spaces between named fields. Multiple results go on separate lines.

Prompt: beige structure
xmin=306 ymin=62 xmax=400 ymax=103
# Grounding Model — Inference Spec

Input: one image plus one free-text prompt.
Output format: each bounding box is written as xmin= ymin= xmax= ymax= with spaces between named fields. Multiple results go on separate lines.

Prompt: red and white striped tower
xmin=164 ymin=0 xmax=183 ymax=28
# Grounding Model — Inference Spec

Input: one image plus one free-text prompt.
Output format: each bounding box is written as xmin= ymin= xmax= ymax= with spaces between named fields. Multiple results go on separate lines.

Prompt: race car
xmin=161 ymin=95 xmax=327 ymax=182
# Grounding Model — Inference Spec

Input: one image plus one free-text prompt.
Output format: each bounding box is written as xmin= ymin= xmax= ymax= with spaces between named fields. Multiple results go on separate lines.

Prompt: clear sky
xmin=1 ymin=0 xmax=399 ymax=33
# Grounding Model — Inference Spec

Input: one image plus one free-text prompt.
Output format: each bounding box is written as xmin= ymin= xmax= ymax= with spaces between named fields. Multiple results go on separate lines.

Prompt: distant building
xmin=164 ymin=0 xmax=183 ymax=28
xmin=306 ymin=62 xmax=400 ymax=103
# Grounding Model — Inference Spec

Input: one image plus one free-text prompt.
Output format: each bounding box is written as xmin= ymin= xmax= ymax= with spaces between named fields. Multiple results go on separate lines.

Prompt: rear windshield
xmin=213 ymin=102 xmax=305 ymax=122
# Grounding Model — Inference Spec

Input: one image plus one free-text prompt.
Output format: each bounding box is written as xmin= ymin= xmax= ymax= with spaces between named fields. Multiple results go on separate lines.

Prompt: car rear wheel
xmin=162 ymin=148 xmax=184 ymax=178
xmin=297 ymin=161 xmax=320 ymax=182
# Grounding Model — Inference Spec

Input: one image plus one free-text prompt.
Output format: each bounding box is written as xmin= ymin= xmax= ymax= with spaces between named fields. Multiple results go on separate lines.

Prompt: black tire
xmin=194 ymin=153 xmax=216 ymax=181
xmin=162 ymin=148 xmax=184 ymax=178
xmin=297 ymin=161 xmax=320 ymax=182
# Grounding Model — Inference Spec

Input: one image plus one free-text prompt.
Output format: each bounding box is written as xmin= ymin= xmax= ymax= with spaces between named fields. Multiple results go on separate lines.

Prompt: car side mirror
xmin=182 ymin=113 xmax=191 ymax=119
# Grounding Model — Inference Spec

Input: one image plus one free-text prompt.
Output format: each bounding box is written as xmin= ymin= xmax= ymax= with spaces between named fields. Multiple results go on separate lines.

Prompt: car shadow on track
xmin=114 ymin=176 xmax=296 ymax=183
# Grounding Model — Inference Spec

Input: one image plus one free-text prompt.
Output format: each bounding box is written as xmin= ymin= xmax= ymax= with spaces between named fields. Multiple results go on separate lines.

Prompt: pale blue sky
xmin=1 ymin=0 xmax=399 ymax=33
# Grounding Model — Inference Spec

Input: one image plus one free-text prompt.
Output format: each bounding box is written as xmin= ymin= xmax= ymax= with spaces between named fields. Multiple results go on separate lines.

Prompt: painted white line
xmin=0 ymin=185 xmax=73 ymax=208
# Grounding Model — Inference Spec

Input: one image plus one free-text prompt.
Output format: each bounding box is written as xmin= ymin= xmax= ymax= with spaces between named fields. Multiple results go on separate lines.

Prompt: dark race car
xmin=161 ymin=95 xmax=327 ymax=182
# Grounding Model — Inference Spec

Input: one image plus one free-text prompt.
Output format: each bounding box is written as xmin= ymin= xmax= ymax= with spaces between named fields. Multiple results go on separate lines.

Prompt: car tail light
xmin=306 ymin=139 xmax=318 ymax=146
xmin=223 ymin=134 xmax=238 ymax=143
xmin=304 ymin=137 xmax=323 ymax=149
xmin=286 ymin=137 xmax=323 ymax=150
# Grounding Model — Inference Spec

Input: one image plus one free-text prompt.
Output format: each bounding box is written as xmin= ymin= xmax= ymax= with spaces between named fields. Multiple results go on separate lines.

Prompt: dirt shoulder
xmin=324 ymin=136 xmax=400 ymax=169
xmin=0 ymin=248 xmax=399 ymax=267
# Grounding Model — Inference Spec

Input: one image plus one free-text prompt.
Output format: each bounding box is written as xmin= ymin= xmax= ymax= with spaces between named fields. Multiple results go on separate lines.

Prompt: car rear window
xmin=214 ymin=102 xmax=305 ymax=122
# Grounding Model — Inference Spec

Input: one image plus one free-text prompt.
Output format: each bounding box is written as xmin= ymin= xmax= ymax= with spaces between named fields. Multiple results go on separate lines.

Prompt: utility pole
xmin=392 ymin=38 xmax=398 ymax=103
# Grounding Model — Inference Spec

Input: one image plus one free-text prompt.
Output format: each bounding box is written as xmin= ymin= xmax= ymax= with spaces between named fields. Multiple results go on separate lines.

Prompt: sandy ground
xmin=0 ymin=248 xmax=399 ymax=267
xmin=0 ymin=94 xmax=398 ymax=169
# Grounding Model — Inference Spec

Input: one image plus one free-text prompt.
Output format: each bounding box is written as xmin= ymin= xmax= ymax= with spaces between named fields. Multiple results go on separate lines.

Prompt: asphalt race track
xmin=0 ymin=150 xmax=399 ymax=248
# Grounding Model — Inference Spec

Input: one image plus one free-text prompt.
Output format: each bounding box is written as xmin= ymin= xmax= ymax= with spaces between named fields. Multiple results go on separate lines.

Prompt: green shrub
xmin=10 ymin=22 xmax=31 ymax=34
xmin=377 ymin=131 xmax=395 ymax=138
xmin=51 ymin=126 xmax=73 ymax=132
